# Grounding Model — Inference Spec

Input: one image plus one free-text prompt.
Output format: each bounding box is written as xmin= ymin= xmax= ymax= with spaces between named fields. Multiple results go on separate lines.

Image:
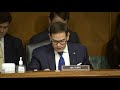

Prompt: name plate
xmin=61 ymin=65 xmax=90 ymax=71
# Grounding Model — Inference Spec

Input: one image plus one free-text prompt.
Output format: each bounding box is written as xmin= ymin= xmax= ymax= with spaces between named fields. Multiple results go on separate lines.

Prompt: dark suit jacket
xmin=105 ymin=37 xmax=120 ymax=69
xmin=27 ymin=43 xmax=92 ymax=71
xmin=4 ymin=34 xmax=26 ymax=65
xmin=29 ymin=28 xmax=80 ymax=44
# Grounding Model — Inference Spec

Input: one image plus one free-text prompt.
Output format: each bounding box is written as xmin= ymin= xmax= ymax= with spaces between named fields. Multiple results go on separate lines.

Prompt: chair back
xmin=26 ymin=40 xmax=51 ymax=66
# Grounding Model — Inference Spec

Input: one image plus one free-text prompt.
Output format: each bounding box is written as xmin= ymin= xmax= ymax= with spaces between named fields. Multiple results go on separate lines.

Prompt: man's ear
xmin=67 ymin=32 xmax=70 ymax=41
xmin=48 ymin=18 xmax=51 ymax=24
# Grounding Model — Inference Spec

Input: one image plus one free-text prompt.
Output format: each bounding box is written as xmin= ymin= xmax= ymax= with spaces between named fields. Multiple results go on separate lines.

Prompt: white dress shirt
xmin=54 ymin=44 xmax=70 ymax=70
xmin=0 ymin=37 xmax=4 ymax=63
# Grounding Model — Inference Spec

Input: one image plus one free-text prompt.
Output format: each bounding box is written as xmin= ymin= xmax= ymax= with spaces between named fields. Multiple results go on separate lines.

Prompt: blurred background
xmin=9 ymin=12 xmax=119 ymax=56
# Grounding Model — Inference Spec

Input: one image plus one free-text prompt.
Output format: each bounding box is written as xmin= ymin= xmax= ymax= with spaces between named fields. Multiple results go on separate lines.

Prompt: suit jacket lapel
xmin=4 ymin=34 xmax=10 ymax=62
xmin=68 ymin=43 xmax=77 ymax=65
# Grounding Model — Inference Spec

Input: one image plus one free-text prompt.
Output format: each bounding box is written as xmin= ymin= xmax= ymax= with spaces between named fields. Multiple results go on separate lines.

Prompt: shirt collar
xmin=0 ymin=37 xmax=4 ymax=42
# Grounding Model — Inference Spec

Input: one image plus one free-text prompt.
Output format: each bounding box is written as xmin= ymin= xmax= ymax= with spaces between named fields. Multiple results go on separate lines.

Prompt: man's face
xmin=0 ymin=22 xmax=9 ymax=38
xmin=49 ymin=15 xmax=67 ymax=24
xmin=49 ymin=32 xmax=69 ymax=52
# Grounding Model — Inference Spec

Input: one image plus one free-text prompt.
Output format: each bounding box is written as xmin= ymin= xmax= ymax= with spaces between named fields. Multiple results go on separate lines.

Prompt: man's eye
xmin=61 ymin=40 xmax=66 ymax=42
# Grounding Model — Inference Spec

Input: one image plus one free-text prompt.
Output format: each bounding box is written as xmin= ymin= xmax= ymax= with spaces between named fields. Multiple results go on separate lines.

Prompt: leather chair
xmin=25 ymin=40 xmax=51 ymax=66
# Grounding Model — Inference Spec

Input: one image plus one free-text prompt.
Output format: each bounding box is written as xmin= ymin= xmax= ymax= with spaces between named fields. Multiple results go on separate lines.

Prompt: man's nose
xmin=57 ymin=42 xmax=61 ymax=47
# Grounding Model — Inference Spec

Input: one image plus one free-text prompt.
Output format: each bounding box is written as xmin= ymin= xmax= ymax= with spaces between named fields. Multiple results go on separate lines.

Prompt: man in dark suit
xmin=29 ymin=12 xmax=80 ymax=44
xmin=0 ymin=12 xmax=26 ymax=69
xmin=27 ymin=22 xmax=92 ymax=71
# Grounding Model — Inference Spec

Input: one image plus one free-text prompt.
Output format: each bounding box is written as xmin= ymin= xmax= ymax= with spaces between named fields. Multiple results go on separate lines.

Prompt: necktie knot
xmin=58 ymin=52 xmax=63 ymax=56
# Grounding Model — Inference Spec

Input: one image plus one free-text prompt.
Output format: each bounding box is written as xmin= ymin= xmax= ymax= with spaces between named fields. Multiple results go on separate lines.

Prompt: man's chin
xmin=56 ymin=50 xmax=63 ymax=53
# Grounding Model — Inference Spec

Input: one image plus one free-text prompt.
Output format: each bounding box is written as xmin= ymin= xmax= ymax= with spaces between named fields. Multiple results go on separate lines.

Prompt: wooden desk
xmin=0 ymin=69 xmax=120 ymax=78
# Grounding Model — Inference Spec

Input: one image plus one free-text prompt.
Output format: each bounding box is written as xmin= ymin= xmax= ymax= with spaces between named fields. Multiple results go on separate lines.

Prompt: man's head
xmin=48 ymin=12 xmax=70 ymax=24
xmin=0 ymin=12 xmax=12 ymax=37
xmin=49 ymin=22 xmax=70 ymax=52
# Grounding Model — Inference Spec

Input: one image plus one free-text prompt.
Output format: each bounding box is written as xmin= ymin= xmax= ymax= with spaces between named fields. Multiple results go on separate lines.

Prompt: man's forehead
xmin=52 ymin=38 xmax=66 ymax=41
xmin=52 ymin=15 xmax=65 ymax=23
xmin=51 ymin=32 xmax=66 ymax=37
xmin=0 ymin=22 xmax=9 ymax=27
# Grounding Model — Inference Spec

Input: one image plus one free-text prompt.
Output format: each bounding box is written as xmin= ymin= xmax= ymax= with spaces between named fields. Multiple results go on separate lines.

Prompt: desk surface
xmin=0 ymin=69 xmax=120 ymax=78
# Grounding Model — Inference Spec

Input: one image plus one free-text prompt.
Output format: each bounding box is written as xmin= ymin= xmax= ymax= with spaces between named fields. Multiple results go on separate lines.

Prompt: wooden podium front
xmin=0 ymin=69 xmax=120 ymax=78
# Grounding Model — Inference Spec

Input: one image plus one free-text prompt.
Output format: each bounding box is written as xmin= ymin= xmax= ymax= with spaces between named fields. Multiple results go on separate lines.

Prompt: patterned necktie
xmin=58 ymin=52 xmax=65 ymax=70
xmin=0 ymin=39 xmax=3 ymax=71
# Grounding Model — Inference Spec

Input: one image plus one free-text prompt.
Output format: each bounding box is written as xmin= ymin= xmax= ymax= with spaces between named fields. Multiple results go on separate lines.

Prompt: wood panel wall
xmin=8 ymin=12 xmax=115 ymax=56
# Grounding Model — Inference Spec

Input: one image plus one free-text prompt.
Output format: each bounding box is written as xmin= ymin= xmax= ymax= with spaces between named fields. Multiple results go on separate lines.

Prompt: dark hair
xmin=49 ymin=12 xmax=70 ymax=22
xmin=115 ymin=14 xmax=120 ymax=39
xmin=0 ymin=12 xmax=12 ymax=24
xmin=112 ymin=14 xmax=120 ymax=42
xmin=105 ymin=14 xmax=120 ymax=69
xmin=49 ymin=22 xmax=68 ymax=36
xmin=116 ymin=14 xmax=120 ymax=30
